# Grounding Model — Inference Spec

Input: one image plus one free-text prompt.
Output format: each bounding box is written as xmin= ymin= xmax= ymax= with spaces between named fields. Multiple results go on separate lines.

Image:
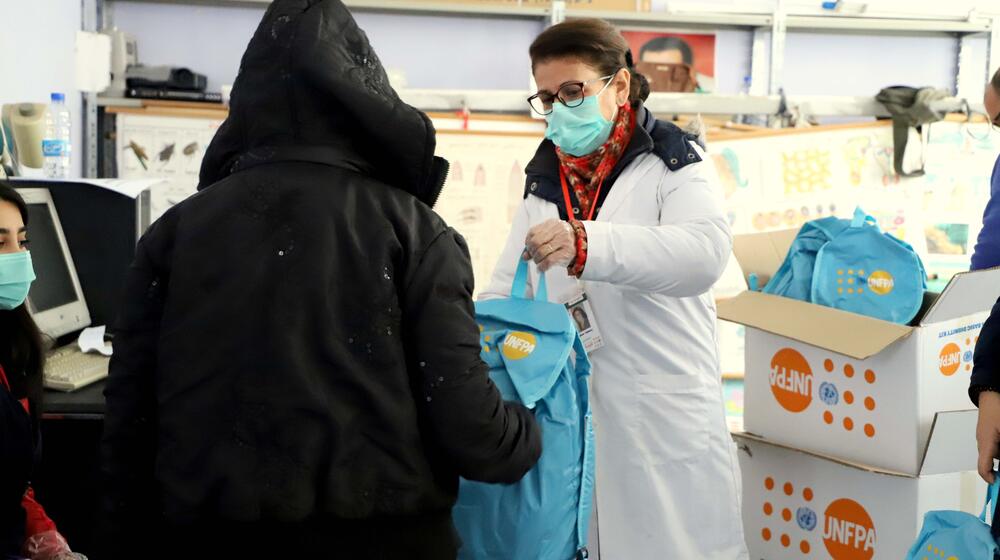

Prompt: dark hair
xmin=639 ymin=36 xmax=694 ymax=65
xmin=992 ymin=67 xmax=1000 ymax=93
xmin=529 ymin=19 xmax=651 ymax=106
xmin=0 ymin=181 xmax=44 ymax=428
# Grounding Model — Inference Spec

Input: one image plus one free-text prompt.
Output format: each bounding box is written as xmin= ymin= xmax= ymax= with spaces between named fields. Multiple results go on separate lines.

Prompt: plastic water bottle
xmin=43 ymin=93 xmax=71 ymax=179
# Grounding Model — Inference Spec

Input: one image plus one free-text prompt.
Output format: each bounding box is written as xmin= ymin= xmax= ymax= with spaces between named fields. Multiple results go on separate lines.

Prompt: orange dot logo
xmin=824 ymin=498 xmax=876 ymax=560
xmin=770 ymin=348 xmax=813 ymax=413
xmin=939 ymin=343 xmax=961 ymax=377
xmin=867 ymin=271 xmax=894 ymax=295
xmin=501 ymin=332 xmax=537 ymax=360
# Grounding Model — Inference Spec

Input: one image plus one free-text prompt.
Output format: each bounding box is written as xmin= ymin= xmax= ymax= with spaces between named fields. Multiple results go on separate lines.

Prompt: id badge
xmin=565 ymin=292 xmax=605 ymax=354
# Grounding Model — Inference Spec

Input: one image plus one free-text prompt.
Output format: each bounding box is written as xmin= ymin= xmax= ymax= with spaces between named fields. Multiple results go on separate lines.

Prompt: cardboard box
xmin=736 ymin=411 xmax=984 ymax=560
xmin=718 ymin=229 xmax=1000 ymax=474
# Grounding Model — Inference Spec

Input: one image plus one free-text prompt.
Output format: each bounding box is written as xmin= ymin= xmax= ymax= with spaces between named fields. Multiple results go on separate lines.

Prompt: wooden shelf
xmin=102 ymin=98 xmax=228 ymax=119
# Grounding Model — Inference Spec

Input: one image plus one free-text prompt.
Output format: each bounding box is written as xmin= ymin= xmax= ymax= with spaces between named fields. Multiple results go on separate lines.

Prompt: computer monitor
xmin=16 ymin=188 xmax=91 ymax=339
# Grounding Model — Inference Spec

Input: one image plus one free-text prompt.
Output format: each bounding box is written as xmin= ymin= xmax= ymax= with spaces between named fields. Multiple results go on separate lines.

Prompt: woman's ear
xmin=616 ymin=68 xmax=631 ymax=106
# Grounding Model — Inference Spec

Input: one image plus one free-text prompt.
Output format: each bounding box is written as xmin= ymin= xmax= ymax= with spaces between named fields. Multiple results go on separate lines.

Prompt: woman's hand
xmin=524 ymin=219 xmax=577 ymax=272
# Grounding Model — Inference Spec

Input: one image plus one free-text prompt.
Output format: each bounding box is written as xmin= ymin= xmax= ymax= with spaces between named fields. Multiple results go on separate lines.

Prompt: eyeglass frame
xmin=527 ymin=69 xmax=623 ymax=116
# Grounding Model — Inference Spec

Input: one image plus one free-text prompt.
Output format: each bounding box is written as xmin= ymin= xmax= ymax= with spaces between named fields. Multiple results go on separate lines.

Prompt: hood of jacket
xmin=198 ymin=0 xmax=448 ymax=207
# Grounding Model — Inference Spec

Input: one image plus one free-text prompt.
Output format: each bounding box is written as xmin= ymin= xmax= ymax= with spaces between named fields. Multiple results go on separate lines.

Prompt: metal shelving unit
xmin=83 ymin=0 xmax=1000 ymax=176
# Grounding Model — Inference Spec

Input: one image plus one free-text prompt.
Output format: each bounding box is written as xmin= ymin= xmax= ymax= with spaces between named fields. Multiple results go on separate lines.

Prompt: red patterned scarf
xmin=556 ymin=102 xmax=636 ymax=220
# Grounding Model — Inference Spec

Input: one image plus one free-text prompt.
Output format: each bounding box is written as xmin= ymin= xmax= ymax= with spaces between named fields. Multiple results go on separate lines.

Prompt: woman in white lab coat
xmin=483 ymin=19 xmax=748 ymax=559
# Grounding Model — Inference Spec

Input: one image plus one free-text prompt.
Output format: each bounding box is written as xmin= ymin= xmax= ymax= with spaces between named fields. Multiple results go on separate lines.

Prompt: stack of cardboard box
xmin=719 ymin=229 xmax=1000 ymax=559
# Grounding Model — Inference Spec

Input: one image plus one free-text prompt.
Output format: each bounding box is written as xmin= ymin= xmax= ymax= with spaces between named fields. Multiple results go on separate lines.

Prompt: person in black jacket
xmin=98 ymin=1 xmax=541 ymax=557
xmin=974 ymin=297 xmax=1000 ymax=483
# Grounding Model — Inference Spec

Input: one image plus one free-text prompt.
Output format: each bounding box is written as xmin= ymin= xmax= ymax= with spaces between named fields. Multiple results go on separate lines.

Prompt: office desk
xmin=36 ymin=382 xmax=106 ymax=556
xmin=42 ymin=379 xmax=107 ymax=419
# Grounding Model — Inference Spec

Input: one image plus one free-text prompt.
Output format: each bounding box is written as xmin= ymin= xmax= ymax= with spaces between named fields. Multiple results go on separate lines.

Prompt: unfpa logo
xmin=760 ymin=477 xmax=876 ymax=558
xmin=824 ymin=498 xmax=876 ymax=560
xmin=866 ymin=271 xmax=894 ymax=295
xmin=938 ymin=336 xmax=976 ymax=377
xmin=502 ymin=332 xmax=537 ymax=360
xmin=938 ymin=343 xmax=962 ymax=376
xmin=770 ymin=348 xmax=813 ymax=413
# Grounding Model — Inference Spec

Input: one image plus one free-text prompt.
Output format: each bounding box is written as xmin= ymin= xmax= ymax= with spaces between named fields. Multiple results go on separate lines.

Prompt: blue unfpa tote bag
xmin=906 ymin=477 xmax=1000 ymax=559
xmin=764 ymin=207 xmax=927 ymax=325
xmin=453 ymin=260 xmax=595 ymax=560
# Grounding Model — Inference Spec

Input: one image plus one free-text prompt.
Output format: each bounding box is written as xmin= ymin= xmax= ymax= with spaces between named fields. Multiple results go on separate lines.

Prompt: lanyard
xmin=559 ymin=167 xmax=606 ymax=222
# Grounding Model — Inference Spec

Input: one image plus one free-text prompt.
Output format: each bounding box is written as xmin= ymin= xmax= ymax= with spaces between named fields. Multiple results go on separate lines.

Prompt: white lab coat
xmin=483 ymin=146 xmax=749 ymax=559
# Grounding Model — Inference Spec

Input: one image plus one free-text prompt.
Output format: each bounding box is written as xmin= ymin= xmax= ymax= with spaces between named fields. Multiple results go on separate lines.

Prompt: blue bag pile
xmin=763 ymin=207 xmax=927 ymax=324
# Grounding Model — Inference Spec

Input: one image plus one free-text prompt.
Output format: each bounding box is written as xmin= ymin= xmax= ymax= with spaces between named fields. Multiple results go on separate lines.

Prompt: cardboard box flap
xmin=920 ymin=267 xmax=1000 ymax=326
xmin=731 ymin=228 xmax=800 ymax=285
xmin=717 ymin=291 xmax=913 ymax=360
xmin=919 ymin=410 xmax=979 ymax=476
xmin=732 ymin=432 xmax=913 ymax=478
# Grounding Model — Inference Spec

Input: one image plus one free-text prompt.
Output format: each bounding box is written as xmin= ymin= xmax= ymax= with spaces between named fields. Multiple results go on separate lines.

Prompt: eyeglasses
xmin=963 ymin=109 xmax=1000 ymax=142
xmin=527 ymin=71 xmax=620 ymax=116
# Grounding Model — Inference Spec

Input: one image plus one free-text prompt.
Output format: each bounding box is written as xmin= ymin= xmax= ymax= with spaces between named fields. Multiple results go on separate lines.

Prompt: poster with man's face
xmin=620 ymin=31 xmax=717 ymax=93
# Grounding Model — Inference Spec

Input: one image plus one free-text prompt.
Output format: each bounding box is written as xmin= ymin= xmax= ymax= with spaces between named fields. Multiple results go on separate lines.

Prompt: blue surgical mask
xmin=544 ymin=80 xmax=616 ymax=157
xmin=0 ymin=252 xmax=35 ymax=310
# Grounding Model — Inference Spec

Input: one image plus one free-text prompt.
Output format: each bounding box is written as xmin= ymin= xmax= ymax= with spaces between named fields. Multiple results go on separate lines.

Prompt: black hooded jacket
xmin=100 ymin=0 xmax=540 ymax=553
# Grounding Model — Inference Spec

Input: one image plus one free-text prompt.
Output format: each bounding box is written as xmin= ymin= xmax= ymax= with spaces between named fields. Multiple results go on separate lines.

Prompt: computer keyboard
xmin=43 ymin=346 xmax=110 ymax=392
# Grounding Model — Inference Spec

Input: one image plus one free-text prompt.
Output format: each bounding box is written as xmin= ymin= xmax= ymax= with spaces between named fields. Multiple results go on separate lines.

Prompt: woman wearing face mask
xmin=483 ymin=20 xmax=748 ymax=559
xmin=0 ymin=183 xmax=83 ymax=560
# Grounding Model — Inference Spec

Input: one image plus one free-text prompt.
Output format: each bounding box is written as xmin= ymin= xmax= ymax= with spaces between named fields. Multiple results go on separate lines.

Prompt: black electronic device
xmin=126 ymin=65 xmax=208 ymax=92
xmin=126 ymin=87 xmax=222 ymax=104
xmin=12 ymin=179 xmax=152 ymax=327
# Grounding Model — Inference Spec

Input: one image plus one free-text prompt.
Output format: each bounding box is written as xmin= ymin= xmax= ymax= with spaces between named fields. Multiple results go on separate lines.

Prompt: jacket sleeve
xmin=580 ymin=157 xmax=732 ymax=297
xmin=971 ymin=296 xmax=1000 ymax=405
xmin=402 ymin=228 xmax=541 ymax=484
xmin=971 ymin=159 xmax=1000 ymax=271
xmin=99 ymin=228 xmax=167 ymax=554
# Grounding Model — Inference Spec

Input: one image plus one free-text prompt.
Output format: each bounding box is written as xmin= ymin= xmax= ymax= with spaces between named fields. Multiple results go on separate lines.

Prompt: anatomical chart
xmin=116 ymin=113 xmax=224 ymax=220
xmin=433 ymin=131 xmax=543 ymax=295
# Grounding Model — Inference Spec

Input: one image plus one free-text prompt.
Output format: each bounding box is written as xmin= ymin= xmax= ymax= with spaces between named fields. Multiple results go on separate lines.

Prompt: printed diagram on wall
xmin=782 ymin=148 xmax=833 ymax=196
xmin=712 ymin=147 xmax=749 ymax=197
xmin=116 ymin=113 xmax=223 ymax=220
xmin=433 ymin=133 xmax=543 ymax=295
xmin=925 ymin=223 xmax=970 ymax=256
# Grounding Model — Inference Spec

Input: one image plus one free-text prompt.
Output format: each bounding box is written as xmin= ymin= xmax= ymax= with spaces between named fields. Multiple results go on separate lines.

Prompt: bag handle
xmin=511 ymin=257 xmax=548 ymax=302
xmin=979 ymin=474 xmax=1000 ymax=524
xmin=850 ymin=207 xmax=879 ymax=229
